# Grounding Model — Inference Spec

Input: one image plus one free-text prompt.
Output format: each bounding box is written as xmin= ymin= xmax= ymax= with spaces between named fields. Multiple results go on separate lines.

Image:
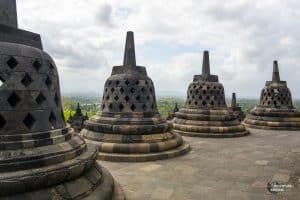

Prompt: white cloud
xmin=17 ymin=0 xmax=300 ymax=99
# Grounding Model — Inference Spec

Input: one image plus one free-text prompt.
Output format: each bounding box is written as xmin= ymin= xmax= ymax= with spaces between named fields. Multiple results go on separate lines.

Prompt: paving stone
xmin=101 ymin=128 xmax=300 ymax=199
xmin=140 ymin=164 xmax=161 ymax=172
xmin=272 ymin=174 xmax=290 ymax=183
xmin=255 ymin=160 xmax=269 ymax=166
xmin=151 ymin=188 xmax=174 ymax=199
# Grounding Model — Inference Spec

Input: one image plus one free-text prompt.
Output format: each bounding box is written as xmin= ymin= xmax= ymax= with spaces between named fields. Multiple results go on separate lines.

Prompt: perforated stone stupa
xmin=81 ymin=31 xmax=190 ymax=162
xmin=243 ymin=61 xmax=300 ymax=130
xmin=171 ymin=51 xmax=249 ymax=138
xmin=167 ymin=103 xmax=179 ymax=120
xmin=68 ymin=103 xmax=88 ymax=132
xmin=0 ymin=1 xmax=123 ymax=199
xmin=229 ymin=93 xmax=246 ymax=121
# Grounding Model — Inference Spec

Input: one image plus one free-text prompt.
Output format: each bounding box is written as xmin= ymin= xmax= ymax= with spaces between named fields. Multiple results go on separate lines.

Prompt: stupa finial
xmin=202 ymin=51 xmax=210 ymax=77
xmin=231 ymin=93 xmax=237 ymax=108
xmin=0 ymin=0 xmax=18 ymax=28
xmin=272 ymin=60 xmax=280 ymax=82
xmin=123 ymin=31 xmax=136 ymax=67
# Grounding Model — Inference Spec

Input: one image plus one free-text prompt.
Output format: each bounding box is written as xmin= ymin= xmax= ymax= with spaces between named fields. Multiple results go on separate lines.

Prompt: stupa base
xmin=171 ymin=129 xmax=250 ymax=138
xmin=82 ymin=130 xmax=190 ymax=162
xmin=97 ymin=142 xmax=190 ymax=162
xmin=1 ymin=162 xmax=125 ymax=200
xmin=243 ymin=121 xmax=300 ymax=131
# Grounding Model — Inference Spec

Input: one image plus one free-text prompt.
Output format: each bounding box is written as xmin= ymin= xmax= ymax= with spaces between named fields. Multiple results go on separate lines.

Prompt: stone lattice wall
xmin=101 ymin=75 xmax=158 ymax=113
xmin=259 ymin=86 xmax=293 ymax=107
xmin=185 ymin=81 xmax=226 ymax=108
xmin=0 ymin=43 xmax=65 ymax=134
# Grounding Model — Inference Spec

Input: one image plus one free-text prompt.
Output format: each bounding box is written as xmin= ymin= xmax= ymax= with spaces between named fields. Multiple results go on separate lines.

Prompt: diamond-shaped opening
xmin=102 ymin=104 xmax=105 ymax=109
xmin=136 ymin=95 xmax=140 ymax=101
xmin=141 ymin=87 xmax=145 ymax=93
xmin=120 ymin=88 xmax=124 ymax=93
xmin=0 ymin=115 xmax=6 ymax=129
xmin=33 ymin=60 xmax=42 ymax=71
xmin=23 ymin=113 xmax=35 ymax=130
xmin=135 ymin=80 xmax=139 ymax=85
xmin=45 ymin=75 xmax=52 ymax=89
xmin=7 ymin=92 xmax=21 ymax=107
xmin=54 ymin=93 xmax=59 ymax=106
xmin=109 ymin=103 xmax=113 ymax=109
xmin=116 ymin=80 xmax=120 ymax=85
xmin=106 ymin=95 xmax=110 ymax=100
xmin=146 ymin=96 xmax=150 ymax=101
xmin=0 ymin=76 xmax=5 ymax=87
xmin=7 ymin=57 xmax=18 ymax=69
xmin=151 ymin=104 xmax=155 ymax=109
xmin=119 ymin=104 xmax=124 ymax=111
xmin=49 ymin=112 xmax=56 ymax=127
xmin=21 ymin=73 xmax=33 ymax=87
xmin=114 ymin=96 xmax=119 ymax=101
xmin=48 ymin=61 xmax=55 ymax=69
xmin=130 ymin=88 xmax=135 ymax=93
xmin=125 ymin=96 xmax=130 ymax=102
xmin=111 ymin=88 xmax=115 ymax=92
xmin=36 ymin=92 xmax=46 ymax=105
xmin=125 ymin=80 xmax=130 ymax=85
xmin=142 ymin=104 xmax=147 ymax=111
xmin=131 ymin=104 xmax=136 ymax=111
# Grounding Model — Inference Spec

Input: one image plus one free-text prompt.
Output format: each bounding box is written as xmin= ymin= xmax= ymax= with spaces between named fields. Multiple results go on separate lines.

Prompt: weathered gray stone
xmin=171 ymin=51 xmax=249 ymax=138
xmin=244 ymin=61 xmax=300 ymax=130
xmin=81 ymin=31 xmax=190 ymax=162
xmin=0 ymin=1 xmax=124 ymax=199
xmin=0 ymin=0 xmax=17 ymax=28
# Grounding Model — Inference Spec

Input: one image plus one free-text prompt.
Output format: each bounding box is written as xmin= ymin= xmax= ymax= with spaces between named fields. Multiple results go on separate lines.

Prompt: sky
xmin=16 ymin=0 xmax=300 ymax=99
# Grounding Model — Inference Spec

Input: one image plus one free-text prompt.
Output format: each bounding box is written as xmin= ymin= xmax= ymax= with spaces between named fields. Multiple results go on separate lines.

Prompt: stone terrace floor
xmin=99 ymin=128 xmax=300 ymax=200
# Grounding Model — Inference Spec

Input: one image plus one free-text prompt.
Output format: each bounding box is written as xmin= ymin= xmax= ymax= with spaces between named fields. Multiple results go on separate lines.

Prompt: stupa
xmin=171 ymin=51 xmax=249 ymax=137
xmin=243 ymin=61 xmax=300 ymax=130
xmin=68 ymin=103 xmax=88 ymax=132
xmin=229 ymin=93 xmax=245 ymax=121
xmin=0 ymin=1 xmax=123 ymax=199
xmin=81 ymin=31 xmax=190 ymax=162
xmin=167 ymin=103 xmax=179 ymax=120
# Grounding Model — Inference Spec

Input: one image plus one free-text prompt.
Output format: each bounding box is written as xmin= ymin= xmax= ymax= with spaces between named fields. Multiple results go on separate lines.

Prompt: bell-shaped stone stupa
xmin=81 ymin=31 xmax=190 ymax=162
xmin=243 ymin=61 xmax=300 ymax=130
xmin=171 ymin=51 xmax=249 ymax=137
xmin=229 ymin=93 xmax=246 ymax=121
xmin=68 ymin=103 xmax=88 ymax=133
xmin=167 ymin=103 xmax=179 ymax=120
xmin=0 ymin=1 xmax=123 ymax=199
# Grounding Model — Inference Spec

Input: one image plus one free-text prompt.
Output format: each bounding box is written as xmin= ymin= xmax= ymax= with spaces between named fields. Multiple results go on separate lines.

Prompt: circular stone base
xmin=97 ymin=142 xmax=190 ymax=162
xmin=171 ymin=129 xmax=250 ymax=138
xmin=243 ymin=122 xmax=300 ymax=131
xmin=2 ymin=163 xmax=125 ymax=200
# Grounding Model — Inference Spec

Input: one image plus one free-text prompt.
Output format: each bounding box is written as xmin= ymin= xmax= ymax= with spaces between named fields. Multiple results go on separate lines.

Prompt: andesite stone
xmin=81 ymin=31 xmax=190 ymax=162
xmin=243 ymin=61 xmax=300 ymax=130
xmin=171 ymin=51 xmax=249 ymax=138
xmin=0 ymin=1 xmax=124 ymax=199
